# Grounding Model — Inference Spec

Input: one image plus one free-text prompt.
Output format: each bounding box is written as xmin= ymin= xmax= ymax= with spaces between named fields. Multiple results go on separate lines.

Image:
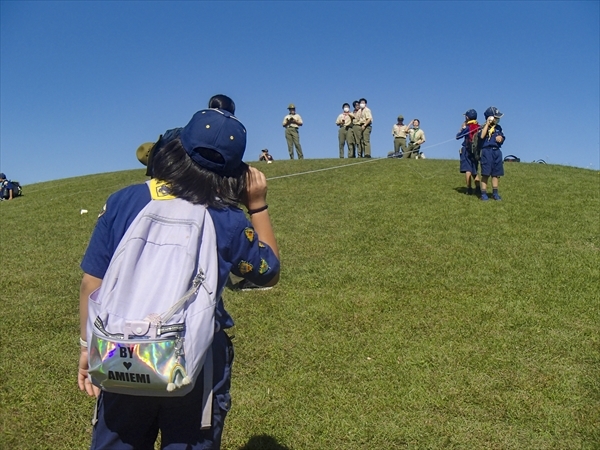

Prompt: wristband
xmin=80 ymin=337 xmax=88 ymax=348
xmin=247 ymin=204 xmax=268 ymax=215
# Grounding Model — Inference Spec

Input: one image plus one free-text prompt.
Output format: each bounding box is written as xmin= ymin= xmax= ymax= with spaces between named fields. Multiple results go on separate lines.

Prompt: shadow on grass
xmin=238 ymin=434 xmax=290 ymax=450
xmin=453 ymin=186 xmax=472 ymax=195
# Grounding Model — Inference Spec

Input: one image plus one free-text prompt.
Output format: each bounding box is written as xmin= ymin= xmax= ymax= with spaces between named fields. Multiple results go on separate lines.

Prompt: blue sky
xmin=1 ymin=1 xmax=598 ymax=184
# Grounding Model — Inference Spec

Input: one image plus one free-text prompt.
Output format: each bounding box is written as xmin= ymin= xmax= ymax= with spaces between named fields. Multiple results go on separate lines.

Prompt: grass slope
xmin=0 ymin=159 xmax=598 ymax=449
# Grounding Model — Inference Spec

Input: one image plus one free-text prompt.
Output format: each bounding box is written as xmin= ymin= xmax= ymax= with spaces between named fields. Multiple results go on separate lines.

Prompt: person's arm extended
xmin=78 ymin=273 xmax=102 ymax=397
xmin=244 ymin=167 xmax=280 ymax=286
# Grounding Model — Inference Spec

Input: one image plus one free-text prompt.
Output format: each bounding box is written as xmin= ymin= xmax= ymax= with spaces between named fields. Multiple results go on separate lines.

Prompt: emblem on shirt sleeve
xmin=259 ymin=259 xmax=269 ymax=275
xmin=98 ymin=204 xmax=107 ymax=218
xmin=258 ymin=241 xmax=265 ymax=248
xmin=244 ymin=228 xmax=255 ymax=242
xmin=238 ymin=261 xmax=253 ymax=275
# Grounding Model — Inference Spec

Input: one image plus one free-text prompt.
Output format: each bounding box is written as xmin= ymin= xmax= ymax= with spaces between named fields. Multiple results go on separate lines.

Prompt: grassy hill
xmin=1 ymin=159 xmax=598 ymax=449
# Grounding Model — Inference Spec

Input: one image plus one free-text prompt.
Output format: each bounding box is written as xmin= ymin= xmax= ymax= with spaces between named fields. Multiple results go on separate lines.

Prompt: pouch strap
xmin=201 ymin=346 xmax=213 ymax=429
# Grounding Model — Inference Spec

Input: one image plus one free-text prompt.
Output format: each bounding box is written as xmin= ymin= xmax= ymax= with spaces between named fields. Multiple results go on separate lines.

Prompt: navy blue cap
xmin=464 ymin=109 xmax=477 ymax=120
xmin=484 ymin=107 xmax=503 ymax=119
xmin=180 ymin=109 xmax=247 ymax=175
xmin=0 ymin=173 xmax=5 ymax=179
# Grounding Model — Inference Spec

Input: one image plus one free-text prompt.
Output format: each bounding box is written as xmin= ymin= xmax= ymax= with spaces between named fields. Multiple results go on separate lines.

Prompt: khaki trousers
xmin=393 ymin=137 xmax=407 ymax=154
xmin=285 ymin=127 xmax=303 ymax=159
xmin=352 ymin=125 xmax=364 ymax=157
xmin=362 ymin=125 xmax=372 ymax=157
xmin=338 ymin=126 xmax=355 ymax=158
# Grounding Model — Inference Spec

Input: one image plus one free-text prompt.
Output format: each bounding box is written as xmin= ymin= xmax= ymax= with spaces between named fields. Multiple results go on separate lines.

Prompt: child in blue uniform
xmin=78 ymin=106 xmax=280 ymax=449
xmin=479 ymin=106 xmax=506 ymax=201
xmin=0 ymin=173 xmax=15 ymax=200
xmin=456 ymin=109 xmax=480 ymax=195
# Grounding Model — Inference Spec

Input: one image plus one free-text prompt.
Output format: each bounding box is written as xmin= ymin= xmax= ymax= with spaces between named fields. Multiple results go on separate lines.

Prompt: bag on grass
xmin=87 ymin=180 xmax=219 ymax=411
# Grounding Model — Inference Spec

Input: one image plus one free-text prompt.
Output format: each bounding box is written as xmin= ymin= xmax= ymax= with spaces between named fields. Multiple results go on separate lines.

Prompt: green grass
xmin=1 ymin=159 xmax=598 ymax=449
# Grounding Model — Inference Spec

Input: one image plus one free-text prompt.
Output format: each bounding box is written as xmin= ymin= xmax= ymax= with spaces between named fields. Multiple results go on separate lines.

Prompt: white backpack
xmin=87 ymin=182 xmax=219 ymax=424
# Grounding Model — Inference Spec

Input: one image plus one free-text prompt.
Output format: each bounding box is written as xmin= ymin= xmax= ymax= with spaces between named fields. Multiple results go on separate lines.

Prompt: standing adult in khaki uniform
xmin=359 ymin=98 xmax=373 ymax=158
xmin=351 ymin=100 xmax=364 ymax=157
xmin=336 ymin=103 xmax=355 ymax=158
xmin=392 ymin=115 xmax=409 ymax=156
xmin=283 ymin=103 xmax=304 ymax=159
xmin=406 ymin=119 xmax=426 ymax=159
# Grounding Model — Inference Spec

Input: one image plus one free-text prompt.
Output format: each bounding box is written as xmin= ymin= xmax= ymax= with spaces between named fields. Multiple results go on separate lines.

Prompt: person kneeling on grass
xmin=406 ymin=119 xmax=426 ymax=159
xmin=259 ymin=148 xmax=274 ymax=163
xmin=479 ymin=106 xmax=505 ymax=201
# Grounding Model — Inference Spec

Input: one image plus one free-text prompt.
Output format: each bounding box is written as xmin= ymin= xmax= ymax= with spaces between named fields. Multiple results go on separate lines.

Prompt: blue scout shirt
xmin=81 ymin=182 xmax=280 ymax=329
xmin=456 ymin=122 xmax=480 ymax=149
xmin=481 ymin=124 xmax=505 ymax=150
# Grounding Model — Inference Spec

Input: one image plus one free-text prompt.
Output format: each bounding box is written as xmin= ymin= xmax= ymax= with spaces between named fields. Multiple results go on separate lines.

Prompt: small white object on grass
xmin=80 ymin=209 xmax=88 ymax=214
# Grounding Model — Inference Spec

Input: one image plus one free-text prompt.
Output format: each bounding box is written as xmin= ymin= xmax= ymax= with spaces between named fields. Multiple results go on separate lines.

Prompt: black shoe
xmin=365 ymin=155 xmax=371 ymax=158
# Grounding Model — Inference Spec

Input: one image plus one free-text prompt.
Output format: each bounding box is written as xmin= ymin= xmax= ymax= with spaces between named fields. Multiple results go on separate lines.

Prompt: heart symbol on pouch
xmin=123 ymin=362 xmax=132 ymax=370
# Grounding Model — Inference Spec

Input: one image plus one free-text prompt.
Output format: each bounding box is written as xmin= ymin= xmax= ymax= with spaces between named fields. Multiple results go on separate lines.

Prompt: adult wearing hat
xmin=391 ymin=115 xmax=409 ymax=157
xmin=282 ymin=103 xmax=304 ymax=159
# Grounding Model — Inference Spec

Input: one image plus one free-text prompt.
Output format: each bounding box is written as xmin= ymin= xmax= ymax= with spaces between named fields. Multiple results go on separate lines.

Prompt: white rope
xmin=267 ymin=157 xmax=380 ymax=180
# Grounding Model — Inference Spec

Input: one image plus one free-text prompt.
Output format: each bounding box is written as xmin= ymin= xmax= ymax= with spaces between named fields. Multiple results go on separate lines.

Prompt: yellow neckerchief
xmin=467 ymin=119 xmax=478 ymax=125
xmin=149 ymin=179 xmax=176 ymax=200
xmin=486 ymin=120 xmax=496 ymax=139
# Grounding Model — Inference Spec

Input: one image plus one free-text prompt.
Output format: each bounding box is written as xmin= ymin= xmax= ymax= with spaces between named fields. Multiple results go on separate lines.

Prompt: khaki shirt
xmin=336 ymin=112 xmax=354 ymax=127
xmin=361 ymin=107 xmax=373 ymax=126
xmin=392 ymin=124 xmax=409 ymax=138
xmin=409 ymin=128 xmax=426 ymax=144
xmin=352 ymin=109 xmax=362 ymax=125
xmin=283 ymin=113 xmax=303 ymax=128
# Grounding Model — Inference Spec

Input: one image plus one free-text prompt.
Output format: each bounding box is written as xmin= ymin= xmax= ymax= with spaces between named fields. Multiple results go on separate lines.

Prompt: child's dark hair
xmin=208 ymin=94 xmax=236 ymax=114
xmin=152 ymin=138 xmax=247 ymax=208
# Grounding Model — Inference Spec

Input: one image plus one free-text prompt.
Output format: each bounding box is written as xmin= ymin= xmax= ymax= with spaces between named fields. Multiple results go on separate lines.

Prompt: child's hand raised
xmin=243 ymin=166 xmax=268 ymax=211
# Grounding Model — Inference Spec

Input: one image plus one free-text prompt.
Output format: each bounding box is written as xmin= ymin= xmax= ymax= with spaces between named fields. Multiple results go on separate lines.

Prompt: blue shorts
xmin=480 ymin=147 xmax=504 ymax=177
xmin=90 ymin=330 xmax=234 ymax=450
xmin=459 ymin=147 xmax=478 ymax=174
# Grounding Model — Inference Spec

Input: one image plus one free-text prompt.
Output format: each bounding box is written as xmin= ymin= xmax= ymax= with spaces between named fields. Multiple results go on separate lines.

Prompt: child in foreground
xmin=78 ymin=104 xmax=280 ymax=449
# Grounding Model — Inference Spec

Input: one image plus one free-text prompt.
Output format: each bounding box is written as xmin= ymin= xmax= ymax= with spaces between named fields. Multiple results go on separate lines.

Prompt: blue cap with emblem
xmin=180 ymin=109 xmax=247 ymax=176
xmin=484 ymin=107 xmax=503 ymax=119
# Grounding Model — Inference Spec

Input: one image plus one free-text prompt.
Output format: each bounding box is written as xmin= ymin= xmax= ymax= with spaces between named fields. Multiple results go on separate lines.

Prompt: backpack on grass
xmin=87 ymin=181 xmax=219 ymax=425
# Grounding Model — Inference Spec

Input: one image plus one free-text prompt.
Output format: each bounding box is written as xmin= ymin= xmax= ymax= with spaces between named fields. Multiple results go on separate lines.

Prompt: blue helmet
xmin=484 ymin=106 xmax=503 ymax=119
xmin=464 ymin=109 xmax=477 ymax=120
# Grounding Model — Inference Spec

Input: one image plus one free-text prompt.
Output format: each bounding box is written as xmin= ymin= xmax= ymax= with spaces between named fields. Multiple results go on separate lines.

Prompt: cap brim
xmin=136 ymin=142 xmax=155 ymax=166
